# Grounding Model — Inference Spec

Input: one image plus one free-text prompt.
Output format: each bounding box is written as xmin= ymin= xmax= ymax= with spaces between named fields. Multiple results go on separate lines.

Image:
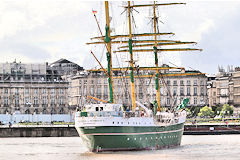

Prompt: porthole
xmin=117 ymin=122 xmax=119 ymax=124
xmin=113 ymin=122 xmax=114 ymax=124
xmin=121 ymin=122 xmax=123 ymax=124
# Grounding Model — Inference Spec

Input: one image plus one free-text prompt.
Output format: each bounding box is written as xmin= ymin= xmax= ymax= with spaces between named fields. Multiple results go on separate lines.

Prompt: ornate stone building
xmin=70 ymin=69 xmax=208 ymax=109
xmin=207 ymin=67 xmax=240 ymax=107
xmin=0 ymin=59 xmax=83 ymax=114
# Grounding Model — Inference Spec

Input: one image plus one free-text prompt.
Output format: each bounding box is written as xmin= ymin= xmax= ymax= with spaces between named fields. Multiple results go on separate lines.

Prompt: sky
xmin=0 ymin=0 xmax=240 ymax=74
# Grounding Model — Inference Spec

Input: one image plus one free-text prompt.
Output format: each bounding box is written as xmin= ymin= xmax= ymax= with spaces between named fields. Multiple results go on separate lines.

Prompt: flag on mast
xmin=92 ymin=10 xmax=97 ymax=15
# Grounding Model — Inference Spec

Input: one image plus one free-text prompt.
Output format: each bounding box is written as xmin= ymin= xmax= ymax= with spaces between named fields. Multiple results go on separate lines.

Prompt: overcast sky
xmin=0 ymin=0 xmax=240 ymax=74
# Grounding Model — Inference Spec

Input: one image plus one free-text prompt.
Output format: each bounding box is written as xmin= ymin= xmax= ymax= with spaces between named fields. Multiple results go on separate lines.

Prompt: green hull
xmin=76 ymin=123 xmax=184 ymax=152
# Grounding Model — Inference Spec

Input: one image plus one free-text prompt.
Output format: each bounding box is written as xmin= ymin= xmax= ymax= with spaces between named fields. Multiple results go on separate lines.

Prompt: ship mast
xmin=105 ymin=1 xmax=114 ymax=103
xmin=153 ymin=1 xmax=161 ymax=110
xmin=127 ymin=1 xmax=136 ymax=111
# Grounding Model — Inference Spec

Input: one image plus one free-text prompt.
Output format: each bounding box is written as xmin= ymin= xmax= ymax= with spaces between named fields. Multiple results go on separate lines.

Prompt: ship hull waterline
xmin=76 ymin=122 xmax=184 ymax=152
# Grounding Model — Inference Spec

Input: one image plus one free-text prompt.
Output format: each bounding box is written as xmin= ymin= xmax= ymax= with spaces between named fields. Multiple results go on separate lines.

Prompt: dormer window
xmin=96 ymin=107 xmax=99 ymax=111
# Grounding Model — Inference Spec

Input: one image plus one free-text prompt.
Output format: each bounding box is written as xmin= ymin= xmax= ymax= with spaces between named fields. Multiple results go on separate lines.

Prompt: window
xmin=104 ymin=79 xmax=108 ymax=84
xmin=145 ymin=79 xmax=150 ymax=85
xmin=90 ymin=80 xmax=94 ymax=84
xmin=90 ymin=87 xmax=94 ymax=96
xmin=187 ymin=80 xmax=191 ymax=85
xmin=79 ymin=80 xmax=82 ymax=84
xmin=97 ymin=79 xmax=101 ymax=84
xmin=180 ymin=87 xmax=184 ymax=96
xmin=51 ymin=89 xmax=55 ymax=94
xmin=104 ymin=86 xmax=108 ymax=96
xmin=167 ymin=98 xmax=170 ymax=105
xmin=25 ymin=88 xmax=29 ymax=94
xmin=173 ymin=87 xmax=177 ymax=96
xmin=84 ymin=80 xmax=87 ymax=84
xmin=167 ymin=80 xmax=170 ymax=85
xmin=51 ymin=96 xmax=55 ymax=105
xmin=187 ymin=87 xmax=191 ymax=95
xmin=43 ymin=89 xmax=46 ymax=94
xmin=180 ymin=80 xmax=184 ymax=85
xmin=25 ymin=97 xmax=30 ymax=104
xmin=200 ymin=80 xmax=203 ymax=85
xmin=4 ymin=88 xmax=8 ymax=94
xmin=97 ymin=87 xmax=101 ymax=96
xmin=139 ymin=87 xmax=143 ymax=94
xmin=15 ymin=96 xmax=19 ymax=105
xmin=60 ymin=89 xmax=64 ymax=94
xmin=34 ymin=89 xmax=38 ymax=94
xmin=59 ymin=97 xmax=64 ymax=105
xmin=33 ymin=97 xmax=38 ymax=105
xmin=194 ymin=80 xmax=198 ymax=85
xmin=173 ymin=80 xmax=177 ymax=85
xmin=213 ymin=91 xmax=216 ymax=96
xmin=194 ymin=97 xmax=197 ymax=104
xmin=4 ymin=97 xmax=8 ymax=105
xmin=194 ymin=87 xmax=197 ymax=95
xmin=15 ymin=88 xmax=19 ymax=94
xmin=42 ymin=96 xmax=47 ymax=105
xmin=201 ymin=87 xmax=204 ymax=95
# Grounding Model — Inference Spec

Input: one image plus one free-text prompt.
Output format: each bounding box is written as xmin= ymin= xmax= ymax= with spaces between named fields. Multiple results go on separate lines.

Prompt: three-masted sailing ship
xmin=75 ymin=1 xmax=202 ymax=152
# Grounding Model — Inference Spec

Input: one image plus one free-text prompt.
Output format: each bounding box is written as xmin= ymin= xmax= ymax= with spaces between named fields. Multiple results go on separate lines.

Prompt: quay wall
xmin=1 ymin=124 xmax=240 ymax=137
xmin=184 ymin=124 xmax=240 ymax=135
xmin=0 ymin=126 xmax=78 ymax=137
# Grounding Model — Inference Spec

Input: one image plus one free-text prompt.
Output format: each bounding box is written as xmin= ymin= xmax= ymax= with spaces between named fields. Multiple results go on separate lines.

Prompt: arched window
xmin=34 ymin=109 xmax=38 ymax=114
xmin=59 ymin=108 xmax=64 ymax=114
xmin=42 ymin=108 xmax=47 ymax=114
xmin=25 ymin=109 xmax=30 ymax=114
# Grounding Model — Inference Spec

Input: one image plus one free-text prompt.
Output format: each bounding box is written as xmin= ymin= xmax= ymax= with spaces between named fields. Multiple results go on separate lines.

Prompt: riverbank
xmin=184 ymin=123 xmax=240 ymax=135
xmin=1 ymin=123 xmax=240 ymax=137
xmin=0 ymin=125 xmax=78 ymax=137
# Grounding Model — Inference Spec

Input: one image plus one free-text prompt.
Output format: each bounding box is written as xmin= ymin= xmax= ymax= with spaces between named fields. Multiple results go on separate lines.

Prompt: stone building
xmin=70 ymin=69 xmax=208 ymax=109
xmin=207 ymin=67 xmax=240 ymax=107
xmin=0 ymin=59 xmax=83 ymax=114
xmin=232 ymin=70 xmax=240 ymax=107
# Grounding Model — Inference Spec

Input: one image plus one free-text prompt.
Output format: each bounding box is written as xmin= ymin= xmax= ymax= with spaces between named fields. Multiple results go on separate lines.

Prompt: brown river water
xmin=0 ymin=135 xmax=240 ymax=160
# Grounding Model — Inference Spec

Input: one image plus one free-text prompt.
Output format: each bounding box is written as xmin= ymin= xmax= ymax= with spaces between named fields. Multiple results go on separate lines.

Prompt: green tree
xmin=198 ymin=106 xmax=214 ymax=118
xmin=215 ymin=106 xmax=223 ymax=115
xmin=185 ymin=108 xmax=192 ymax=118
xmin=220 ymin=104 xmax=233 ymax=116
xmin=190 ymin=106 xmax=201 ymax=117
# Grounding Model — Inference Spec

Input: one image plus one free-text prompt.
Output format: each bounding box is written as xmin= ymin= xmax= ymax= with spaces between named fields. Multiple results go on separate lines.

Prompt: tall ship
xmin=75 ymin=1 xmax=202 ymax=152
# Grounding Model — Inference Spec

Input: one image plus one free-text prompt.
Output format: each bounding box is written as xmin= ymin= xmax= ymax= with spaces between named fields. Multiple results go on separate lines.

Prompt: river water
xmin=0 ymin=135 xmax=239 ymax=160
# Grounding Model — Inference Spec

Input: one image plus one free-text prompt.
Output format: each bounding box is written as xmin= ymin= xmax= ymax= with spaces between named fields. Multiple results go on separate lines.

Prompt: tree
xmin=220 ymin=104 xmax=233 ymax=116
xmin=185 ymin=108 xmax=192 ymax=118
xmin=190 ymin=106 xmax=201 ymax=117
xmin=198 ymin=106 xmax=214 ymax=118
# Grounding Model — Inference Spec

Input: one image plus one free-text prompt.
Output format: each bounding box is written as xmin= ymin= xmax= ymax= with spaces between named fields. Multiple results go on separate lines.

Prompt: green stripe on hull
xmin=76 ymin=123 xmax=184 ymax=152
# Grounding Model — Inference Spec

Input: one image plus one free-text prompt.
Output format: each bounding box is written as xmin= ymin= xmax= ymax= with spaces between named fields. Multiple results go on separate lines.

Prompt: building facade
xmin=0 ymin=60 xmax=76 ymax=114
xmin=208 ymin=67 xmax=240 ymax=107
xmin=70 ymin=69 xmax=208 ymax=109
